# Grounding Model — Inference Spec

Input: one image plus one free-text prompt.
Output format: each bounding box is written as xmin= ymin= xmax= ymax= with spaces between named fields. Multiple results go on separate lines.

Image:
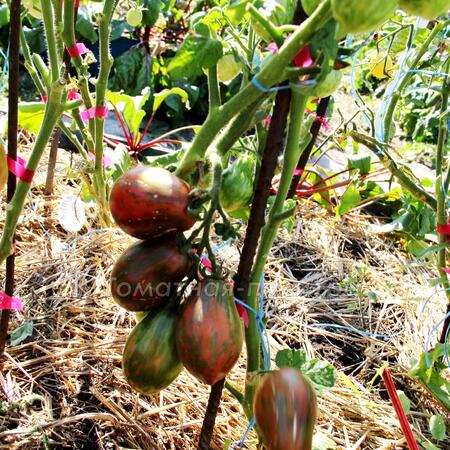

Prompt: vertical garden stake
xmin=0 ymin=0 xmax=21 ymax=361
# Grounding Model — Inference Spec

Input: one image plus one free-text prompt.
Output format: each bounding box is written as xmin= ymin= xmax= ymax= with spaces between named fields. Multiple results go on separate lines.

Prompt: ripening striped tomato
xmin=253 ymin=368 xmax=318 ymax=450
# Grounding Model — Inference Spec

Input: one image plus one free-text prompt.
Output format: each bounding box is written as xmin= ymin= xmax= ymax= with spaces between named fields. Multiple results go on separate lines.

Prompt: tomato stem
xmin=175 ymin=0 xmax=333 ymax=179
xmin=243 ymin=90 xmax=308 ymax=414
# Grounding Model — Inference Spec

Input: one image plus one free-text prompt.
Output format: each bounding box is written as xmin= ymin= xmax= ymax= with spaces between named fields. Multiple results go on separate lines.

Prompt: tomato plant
xmin=1 ymin=0 xmax=450 ymax=448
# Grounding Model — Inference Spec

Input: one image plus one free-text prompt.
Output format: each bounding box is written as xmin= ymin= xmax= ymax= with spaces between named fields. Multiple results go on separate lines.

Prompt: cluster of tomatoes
xmin=109 ymin=165 xmax=244 ymax=394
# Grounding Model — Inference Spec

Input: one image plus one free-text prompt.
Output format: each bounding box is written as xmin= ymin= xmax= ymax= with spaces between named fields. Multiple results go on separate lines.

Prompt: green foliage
xmin=408 ymin=344 xmax=450 ymax=411
xmin=429 ymin=414 xmax=447 ymax=440
xmin=11 ymin=320 xmax=34 ymax=346
xmin=168 ymin=23 xmax=223 ymax=79
xmin=397 ymin=89 xmax=441 ymax=144
xmin=18 ymin=102 xmax=45 ymax=134
xmin=109 ymin=46 xmax=153 ymax=96
xmin=275 ymin=349 xmax=337 ymax=395
xmin=336 ymin=182 xmax=361 ymax=217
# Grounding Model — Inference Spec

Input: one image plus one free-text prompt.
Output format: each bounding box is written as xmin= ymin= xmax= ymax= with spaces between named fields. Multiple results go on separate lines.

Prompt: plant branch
xmin=0 ymin=80 xmax=65 ymax=264
xmin=175 ymin=0 xmax=332 ymax=179
xmin=40 ymin=0 xmax=60 ymax=82
xmin=382 ymin=21 xmax=445 ymax=142
xmin=350 ymin=132 xmax=437 ymax=210
xmin=208 ymin=65 xmax=221 ymax=112
xmin=437 ymin=61 xmax=450 ymax=343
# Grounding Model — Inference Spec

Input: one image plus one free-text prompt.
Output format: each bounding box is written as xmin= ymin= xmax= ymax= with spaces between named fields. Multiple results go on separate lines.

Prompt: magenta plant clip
xmin=0 ymin=292 xmax=23 ymax=311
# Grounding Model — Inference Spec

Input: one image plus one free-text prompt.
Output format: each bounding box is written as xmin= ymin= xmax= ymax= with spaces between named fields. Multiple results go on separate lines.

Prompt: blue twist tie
xmin=251 ymin=76 xmax=290 ymax=93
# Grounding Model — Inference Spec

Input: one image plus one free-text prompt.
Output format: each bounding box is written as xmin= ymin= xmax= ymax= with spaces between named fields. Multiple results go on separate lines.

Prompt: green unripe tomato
xmin=301 ymin=0 xmax=321 ymax=15
xmin=22 ymin=0 xmax=43 ymax=19
xmin=310 ymin=70 xmax=342 ymax=98
xmin=217 ymin=54 xmax=243 ymax=83
xmin=331 ymin=0 xmax=399 ymax=33
xmin=127 ymin=8 xmax=143 ymax=27
xmin=399 ymin=0 xmax=450 ymax=19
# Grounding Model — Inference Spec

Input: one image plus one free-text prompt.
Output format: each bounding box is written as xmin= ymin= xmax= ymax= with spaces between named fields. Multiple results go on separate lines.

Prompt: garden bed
xmin=0 ymin=147 xmax=446 ymax=449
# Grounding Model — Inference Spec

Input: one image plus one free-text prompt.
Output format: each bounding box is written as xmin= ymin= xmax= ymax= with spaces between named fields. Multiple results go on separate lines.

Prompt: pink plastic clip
xmin=267 ymin=42 xmax=279 ymax=54
xmin=41 ymin=95 xmax=48 ymax=103
xmin=7 ymin=156 xmax=35 ymax=183
xmin=294 ymin=47 xmax=313 ymax=68
xmin=0 ymin=292 xmax=23 ymax=311
xmin=68 ymin=89 xmax=82 ymax=101
xmin=306 ymin=107 xmax=330 ymax=131
xmin=80 ymin=106 xmax=109 ymax=121
xmin=67 ymin=43 xmax=88 ymax=58
xmin=437 ymin=223 xmax=450 ymax=235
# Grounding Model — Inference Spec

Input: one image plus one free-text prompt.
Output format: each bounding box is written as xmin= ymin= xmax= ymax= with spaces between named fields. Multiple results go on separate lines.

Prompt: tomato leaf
xmin=408 ymin=345 xmax=450 ymax=411
xmin=347 ymin=154 xmax=371 ymax=175
xmin=275 ymin=349 xmax=337 ymax=395
xmin=396 ymin=390 xmax=411 ymax=415
xmin=18 ymin=102 xmax=46 ymax=134
xmin=11 ymin=320 xmax=34 ymax=346
xmin=153 ymin=88 xmax=189 ymax=113
xmin=429 ymin=414 xmax=446 ymax=441
xmin=168 ymin=23 xmax=223 ymax=79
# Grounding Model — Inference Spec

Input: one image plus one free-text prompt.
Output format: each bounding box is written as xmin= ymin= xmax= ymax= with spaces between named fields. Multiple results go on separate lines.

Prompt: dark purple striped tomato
xmin=176 ymin=279 xmax=243 ymax=385
xmin=109 ymin=166 xmax=196 ymax=240
xmin=110 ymin=237 xmax=191 ymax=312
xmin=123 ymin=308 xmax=183 ymax=394
xmin=253 ymin=368 xmax=317 ymax=450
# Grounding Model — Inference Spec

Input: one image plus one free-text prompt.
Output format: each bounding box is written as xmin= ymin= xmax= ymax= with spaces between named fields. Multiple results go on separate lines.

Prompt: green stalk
xmin=208 ymin=65 xmax=221 ymax=112
xmin=19 ymin=21 xmax=89 ymax=161
xmin=40 ymin=0 xmax=60 ymax=82
xmin=20 ymin=29 xmax=46 ymax=94
xmin=93 ymin=0 xmax=118 ymax=224
xmin=382 ymin=22 xmax=446 ymax=142
xmin=175 ymin=0 xmax=332 ymax=179
xmin=62 ymin=0 xmax=95 ymax=140
xmin=243 ymin=91 xmax=308 ymax=415
xmin=247 ymin=4 xmax=283 ymax=47
xmin=215 ymin=99 xmax=263 ymax=157
xmin=0 ymin=80 xmax=66 ymax=264
xmin=435 ymin=61 xmax=450 ymax=307
xmin=350 ymin=132 xmax=437 ymax=210
xmin=51 ymin=0 xmax=64 ymax=60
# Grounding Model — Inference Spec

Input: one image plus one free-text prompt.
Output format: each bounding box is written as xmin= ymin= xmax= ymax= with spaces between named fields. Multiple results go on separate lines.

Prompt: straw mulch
xmin=0 ymin=148 xmax=448 ymax=449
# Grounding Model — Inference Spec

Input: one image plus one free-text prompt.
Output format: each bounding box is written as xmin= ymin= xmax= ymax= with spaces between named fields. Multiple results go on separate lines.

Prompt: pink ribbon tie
xmin=0 ymin=292 xmax=23 ymax=311
xmin=7 ymin=156 xmax=35 ymax=183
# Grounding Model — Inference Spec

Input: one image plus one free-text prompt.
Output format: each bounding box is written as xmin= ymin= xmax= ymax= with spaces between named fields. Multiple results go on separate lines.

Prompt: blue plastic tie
xmin=251 ymin=76 xmax=290 ymax=93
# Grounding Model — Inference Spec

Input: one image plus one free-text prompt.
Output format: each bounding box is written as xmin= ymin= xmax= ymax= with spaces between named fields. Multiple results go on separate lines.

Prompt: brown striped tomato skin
xmin=176 ymin=279 xmax=244 ymax=385
xmin=253 ymin=368 xmax=318 ymax=450
xmin=109 ymin=166 xmax=196 ymax=240
xmin=122 ymin=308 xmax=183 ymax=395
xmin=110 ymin=237 xmax=191 ymax=312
